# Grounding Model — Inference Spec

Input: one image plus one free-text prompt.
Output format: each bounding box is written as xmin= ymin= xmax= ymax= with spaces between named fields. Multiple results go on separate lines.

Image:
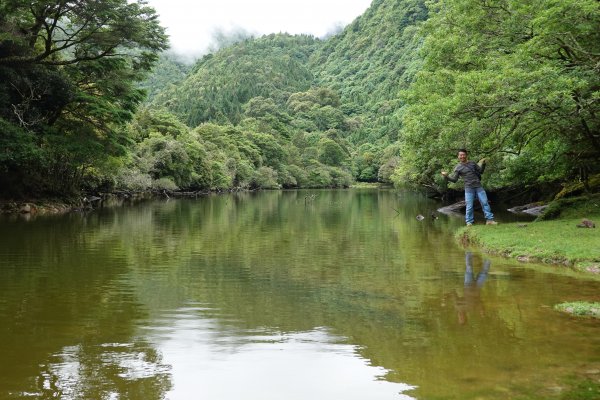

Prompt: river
xmin=0 ymin=189 xmax=598 ymax=399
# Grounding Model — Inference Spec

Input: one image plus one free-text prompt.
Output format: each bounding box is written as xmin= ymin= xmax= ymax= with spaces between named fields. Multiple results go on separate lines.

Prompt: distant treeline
xmin=1 ymin=0 xmax=598 ymax=199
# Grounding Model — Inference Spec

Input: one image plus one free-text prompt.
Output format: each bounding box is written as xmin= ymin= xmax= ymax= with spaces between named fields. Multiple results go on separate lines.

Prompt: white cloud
xmin=146 ymin=0 xmax=372 ymax=56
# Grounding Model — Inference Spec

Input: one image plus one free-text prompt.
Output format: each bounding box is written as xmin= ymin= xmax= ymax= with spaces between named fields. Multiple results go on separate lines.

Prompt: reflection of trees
xmin=37 ymin=343 xmax=170 ymax=399
xmin=0 ymin=215 xmax=171 ymax=399
xmin=117 ymin=191 xmax=600 ymax=399
xmin=2 ymin=191 xmax=598 ymax=399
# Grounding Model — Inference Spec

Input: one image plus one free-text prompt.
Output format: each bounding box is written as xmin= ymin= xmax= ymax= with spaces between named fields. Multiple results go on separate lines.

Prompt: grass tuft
xmin=554 ymin=302 xmax=600 ymax=318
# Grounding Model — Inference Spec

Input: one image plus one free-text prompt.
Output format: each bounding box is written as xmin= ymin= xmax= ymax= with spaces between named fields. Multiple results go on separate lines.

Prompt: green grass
xmin=559 ymin=379 xmax=600 ymax=400
xmin=457 ymin=215 xmax=600 ymax=268
xmin=457 ymin=193 xmax=600 ymax=269
xmin=554 ymin=301 xmax=600 ymax=318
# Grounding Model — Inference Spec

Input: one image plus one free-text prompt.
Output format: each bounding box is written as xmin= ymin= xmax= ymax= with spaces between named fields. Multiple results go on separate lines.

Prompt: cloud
xmin=208 ymin=27 xmax=256 ymax=53
xmin=147 ymin=0 xmax=372 ymax=57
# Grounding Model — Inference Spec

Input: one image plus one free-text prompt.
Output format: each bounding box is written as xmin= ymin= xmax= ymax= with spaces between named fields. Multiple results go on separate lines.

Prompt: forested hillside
xmin=153 ymin=34 xmax=319 ymax=126
xmin=132 ymin=0 xmax=430 ymax=191
xmin=1 ymin=0 xmax=598 ymax=199
xmin=312 ymin=0 xmax=427 ymax=181
xmin=139 ymin=54 xmax=191 ymax=103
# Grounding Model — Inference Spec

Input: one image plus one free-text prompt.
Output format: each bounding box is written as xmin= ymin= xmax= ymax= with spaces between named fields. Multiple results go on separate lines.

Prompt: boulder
xmin=577 ymin=218 xmax=596 ymax=228
xmin=437 ymin=201 xmax=466 ymax=215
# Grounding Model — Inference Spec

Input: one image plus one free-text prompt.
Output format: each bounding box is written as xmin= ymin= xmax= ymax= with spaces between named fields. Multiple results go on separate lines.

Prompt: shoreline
xmin=457 ymin=222 xmax=600 ymax=276
xmin=0 ymin=184 xmax=391 ymax=216
xmin=0 ymin=200 xmax=76 ymax=215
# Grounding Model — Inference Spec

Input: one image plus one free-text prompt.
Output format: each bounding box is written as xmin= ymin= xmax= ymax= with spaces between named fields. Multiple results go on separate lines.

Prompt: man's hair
xmin=458 ymin=148 xmax=468 ymax=154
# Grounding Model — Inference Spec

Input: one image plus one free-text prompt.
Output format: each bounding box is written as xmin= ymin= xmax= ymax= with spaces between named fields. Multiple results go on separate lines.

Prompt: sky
xmin=146 ymin=0 xmax=373 ymax=57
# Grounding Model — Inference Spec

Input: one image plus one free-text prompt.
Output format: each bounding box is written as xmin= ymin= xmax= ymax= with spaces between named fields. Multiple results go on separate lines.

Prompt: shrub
xmin=151 ymin=177 xmax=178 ymax=191
xmin=253 ymin=166 xmax=280 ymax=189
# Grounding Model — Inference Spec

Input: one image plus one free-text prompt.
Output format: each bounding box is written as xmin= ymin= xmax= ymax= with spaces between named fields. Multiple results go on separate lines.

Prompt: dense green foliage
xmin=0 ymin=0 xmax=167 ymax=197
xmin=396 ymin=0 xmax=600 ymax=192
xmin=312 ymin=0 xmax=427 ymax=181
xmin=120 ymin=87 xmax=355 ymax=191
xmin=2 ymin=0 xmax=599 ymax=197
xmin=153 ymin=34 xmax=319 ymax=126
xmin=137 ymin=0 xmax=429 ymax=188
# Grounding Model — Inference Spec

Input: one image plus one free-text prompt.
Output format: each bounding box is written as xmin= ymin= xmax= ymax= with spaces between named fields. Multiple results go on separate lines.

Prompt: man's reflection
xmin=455 ymin=252 xmax=491 ymax=325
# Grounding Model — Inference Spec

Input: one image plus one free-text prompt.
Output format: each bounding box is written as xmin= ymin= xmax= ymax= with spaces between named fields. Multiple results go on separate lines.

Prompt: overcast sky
xmin=146 ymin=0 xmax=373 ymax=57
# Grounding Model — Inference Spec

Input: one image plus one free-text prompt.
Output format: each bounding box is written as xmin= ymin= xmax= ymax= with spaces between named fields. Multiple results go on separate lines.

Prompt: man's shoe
xmin=466 ymin=222 xmax=473 ymax=226
xmin=486 ymin=220 xmax=498 ymax=225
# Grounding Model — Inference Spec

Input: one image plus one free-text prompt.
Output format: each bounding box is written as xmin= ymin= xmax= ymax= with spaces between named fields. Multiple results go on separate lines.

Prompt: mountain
xmin=146 ymin=0 xmax=428 ymax=182
xmin=152 ymin=34 xmax=320 ymax=127
xmin=311 ymin=0 xmax=427 ymax=144
xmin=140 ymin=53 xmax=191 ymax=103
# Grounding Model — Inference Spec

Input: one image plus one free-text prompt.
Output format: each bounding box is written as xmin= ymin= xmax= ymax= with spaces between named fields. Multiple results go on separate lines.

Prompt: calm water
xmin=0 ymin=189 xmax=599 ymax=400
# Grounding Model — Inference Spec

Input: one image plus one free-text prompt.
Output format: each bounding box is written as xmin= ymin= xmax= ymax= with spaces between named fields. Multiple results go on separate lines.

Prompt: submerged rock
xmin=507 ymin=202 xmax=547 ymax=216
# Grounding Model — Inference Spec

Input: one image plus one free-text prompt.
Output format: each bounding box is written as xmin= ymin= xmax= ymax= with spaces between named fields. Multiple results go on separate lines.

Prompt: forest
xmin=1 ymin=0 xmax=599 ymax=199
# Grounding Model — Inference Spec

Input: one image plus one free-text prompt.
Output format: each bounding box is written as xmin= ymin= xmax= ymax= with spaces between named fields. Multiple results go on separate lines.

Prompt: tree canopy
xmin=395 ymin=0 xmax=600 ymax=190
xmin=0 ymin=0 xmax=167 ymax=196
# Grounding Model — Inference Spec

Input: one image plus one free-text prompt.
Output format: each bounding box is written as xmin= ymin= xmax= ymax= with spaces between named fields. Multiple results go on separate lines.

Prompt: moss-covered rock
xmin=537 ymin=193 xmax=600 ymax=221
xmin=554 ymin=173 xmax=600 ymax=200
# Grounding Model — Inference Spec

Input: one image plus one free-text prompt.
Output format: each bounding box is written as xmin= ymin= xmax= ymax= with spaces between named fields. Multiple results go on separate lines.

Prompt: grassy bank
xmin=457 ymin=194 xmax=600 ymax=272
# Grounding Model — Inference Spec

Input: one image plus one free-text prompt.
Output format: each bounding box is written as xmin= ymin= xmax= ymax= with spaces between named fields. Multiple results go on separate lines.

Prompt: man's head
xmin=457 ymin=149 xmax=468 ymax=163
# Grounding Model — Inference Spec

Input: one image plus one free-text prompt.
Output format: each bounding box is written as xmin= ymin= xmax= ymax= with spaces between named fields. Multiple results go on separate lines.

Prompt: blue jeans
xmin=464 ymin=187 xmax=494 ymax=224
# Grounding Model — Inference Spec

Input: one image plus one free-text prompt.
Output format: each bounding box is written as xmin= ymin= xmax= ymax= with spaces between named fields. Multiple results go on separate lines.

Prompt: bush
xmin=318 ymin=138 xmax=347 ymax=166
xmin=116 ymin=169 xmax=153 ymax=191
xmin=210 ymin=160 xmax=233 ymax=190
xmin=286 ymin=164 xmax=309 ymax=187
xmin=252 ymin=166 xmax=280 ymax=189
xmin=327 ymin=166 xmax=353 ymax=188
xmin=276 ymin=166 xmax=298 ymax=188
xmin=151 ymin=177 xmax=178 ymax=191
xmin=305 ymin=164 xmax=332 ymax=188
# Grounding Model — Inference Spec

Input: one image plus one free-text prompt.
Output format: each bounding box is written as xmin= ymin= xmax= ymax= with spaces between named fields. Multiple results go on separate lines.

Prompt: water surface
xmin=0 ymin=190 xmax=598 ymax=399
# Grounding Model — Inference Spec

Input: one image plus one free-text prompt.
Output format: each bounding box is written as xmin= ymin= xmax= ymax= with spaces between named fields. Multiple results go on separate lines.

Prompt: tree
xmin=318 ymin=138 xmax=346 ymax=166
xmin=0 ymin=0 xmax=167 ymax=196
xmin=397 ymin=0 xmax=600 ymax=188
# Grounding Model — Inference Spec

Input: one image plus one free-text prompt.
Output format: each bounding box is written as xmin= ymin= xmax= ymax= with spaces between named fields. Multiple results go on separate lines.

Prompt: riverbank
xmin=457 ymin=193 xmax=600 ymax=273
xmin=0 ymin=189 xmax=222 ymax=216
xmin=0 ymin=199 xmax=77 ymax=215
xmin=1 ymin=184 xmax=396 ymax=216
xmin=0 ymin=192 xmax=150 ymax=216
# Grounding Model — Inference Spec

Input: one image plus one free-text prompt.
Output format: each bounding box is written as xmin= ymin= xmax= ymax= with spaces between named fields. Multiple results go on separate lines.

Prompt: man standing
xmin=441 ymin=149 xmax=497 ymax=226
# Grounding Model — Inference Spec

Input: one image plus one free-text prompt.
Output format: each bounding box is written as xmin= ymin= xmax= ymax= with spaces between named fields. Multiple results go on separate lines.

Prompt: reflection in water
xmin=0 ymin=190 xmax=599 ymax=399
xmin=36 ymin=342 xmax=171 ymax=399
xmin=454 ymin=252 xmax=491 ymax=325
xmin=146 ymin=305 xmax=416 ymax=400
